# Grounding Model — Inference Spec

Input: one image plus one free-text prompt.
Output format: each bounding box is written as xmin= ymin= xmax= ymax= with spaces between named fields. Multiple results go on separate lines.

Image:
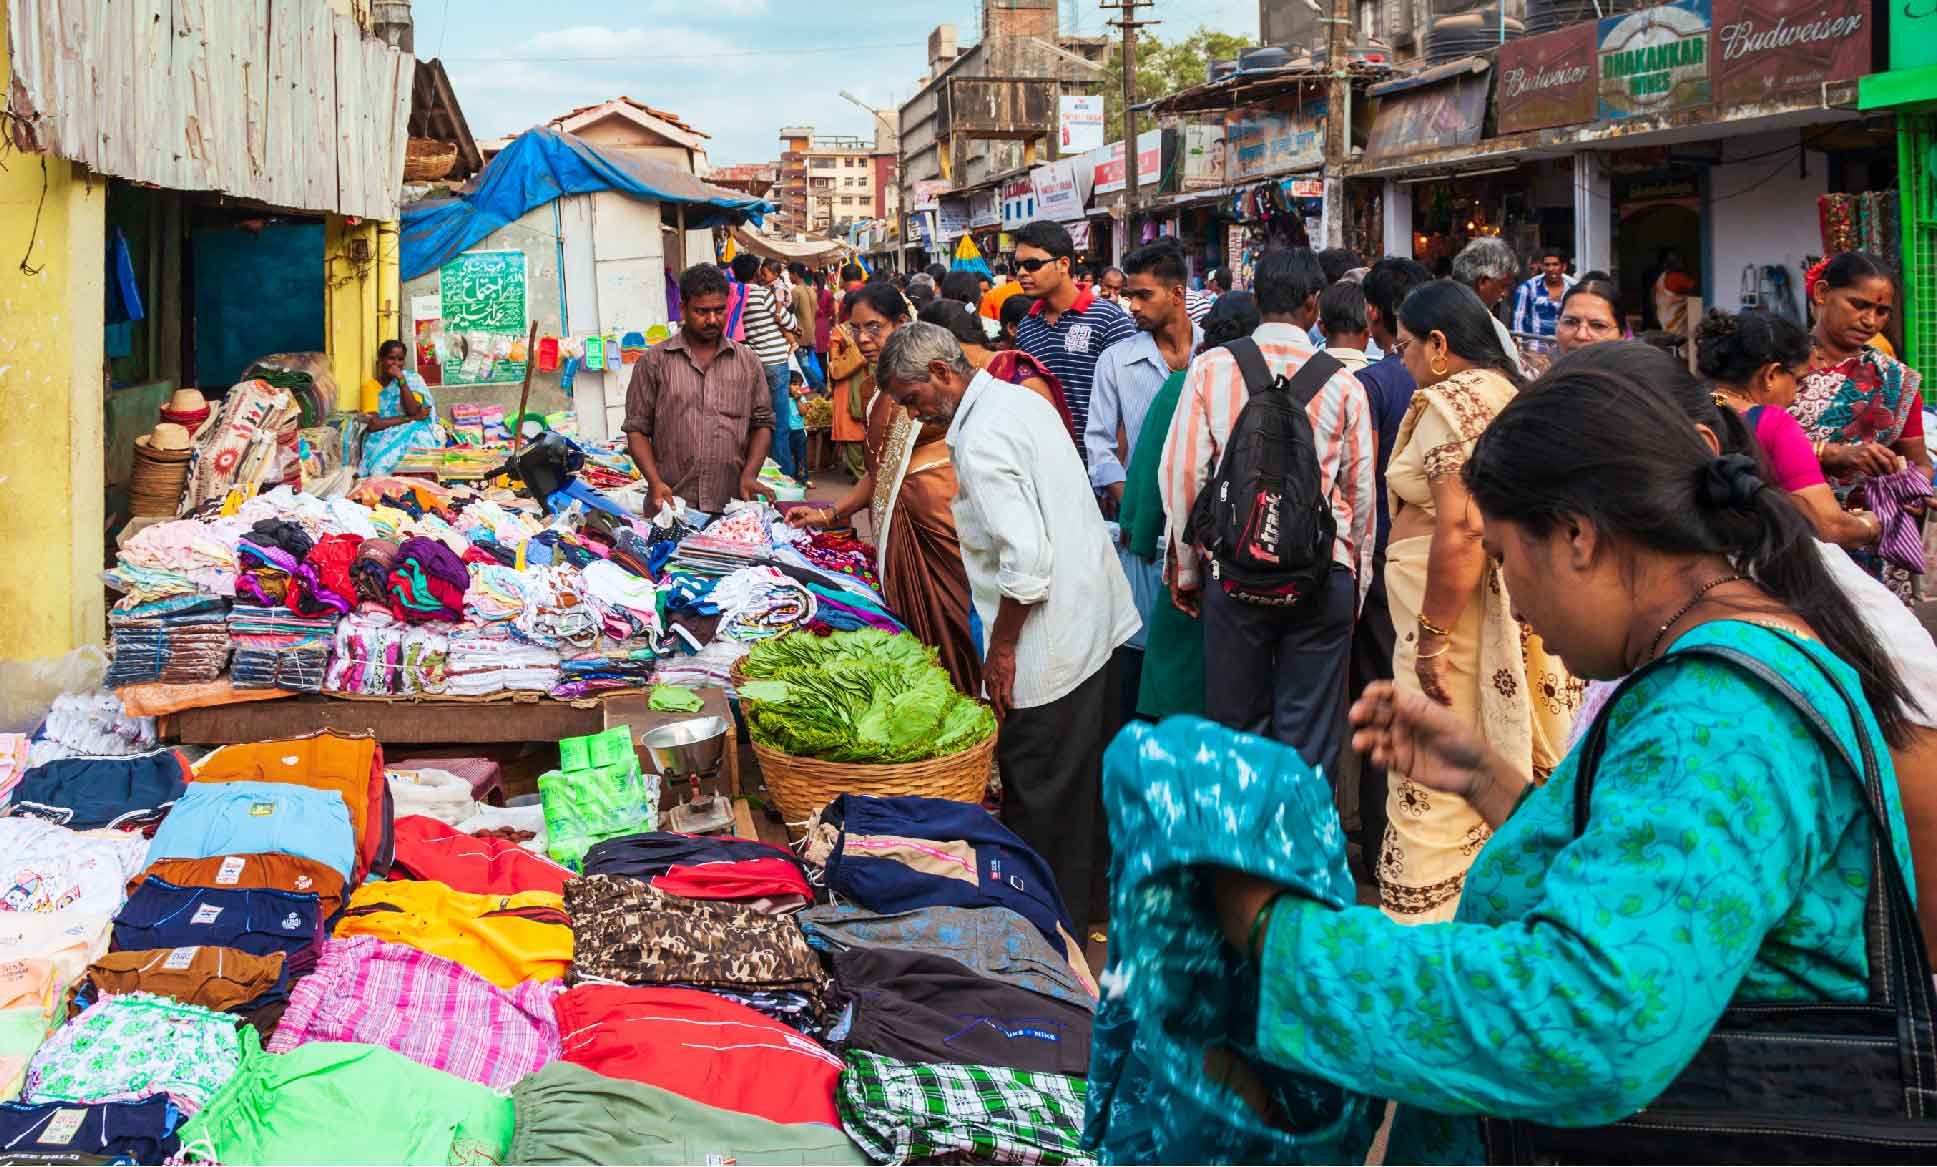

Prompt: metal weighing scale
xmin=640 ymin=717 xmax=734 ymax=834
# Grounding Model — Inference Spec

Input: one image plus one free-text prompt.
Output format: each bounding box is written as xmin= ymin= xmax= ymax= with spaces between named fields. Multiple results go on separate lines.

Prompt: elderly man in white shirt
xmin=874 ymin=320 xmax=1140 ymax=935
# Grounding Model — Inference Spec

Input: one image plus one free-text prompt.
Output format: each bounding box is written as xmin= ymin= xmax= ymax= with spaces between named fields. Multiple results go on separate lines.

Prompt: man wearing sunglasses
xmin=1011 ymin=221 xmax=1136 ymax=469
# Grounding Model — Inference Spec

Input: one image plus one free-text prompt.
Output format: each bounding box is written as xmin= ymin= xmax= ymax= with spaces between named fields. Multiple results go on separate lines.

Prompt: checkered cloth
xmin=268 ymin=935 xmax=563 ymax=1088
xmin=835 ymin=1049 xmax=1094 ymax=1165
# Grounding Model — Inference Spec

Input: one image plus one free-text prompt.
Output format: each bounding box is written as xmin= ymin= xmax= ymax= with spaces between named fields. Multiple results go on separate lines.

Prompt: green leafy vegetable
xmin=738 ymin=631 xmax=995 ymax=763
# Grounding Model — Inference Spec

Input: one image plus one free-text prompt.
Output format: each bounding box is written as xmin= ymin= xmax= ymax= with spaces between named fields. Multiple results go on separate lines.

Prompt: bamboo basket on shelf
xmin=732 ymin=655 xmax=996 ymax=829
xmin=404 ymin=138 xmax=458 ymax=182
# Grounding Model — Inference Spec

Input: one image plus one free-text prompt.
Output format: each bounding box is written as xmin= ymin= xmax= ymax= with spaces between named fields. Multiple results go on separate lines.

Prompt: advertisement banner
xmin=1598 ymin=0 xmax=1712 ymax=121
xmin=910 ymin=179 xmax=951 ymax=213
xmin=968 ymin=190 xmax=1001 ymax=229
xmin=1366 ymin=74 xmax=1489 ymax=158
xmin=1711 ymin=0 xmax=1868 ymax=107
xmin=1000 ymin=176 xmax=1038 ymax=229
xmin=1060 ymin=95 xmax=1106 ymax=154
xmin=1497 ymin=23 xmax=1598 ymax=133
xmin=1180 ymin=122 xmax=1228 ymax=190
xmin=936 ymin=197 xmax=970 ymax=241
xmin=1224 ymin=102 xmax=1325 ymax=180
xmin=1092 ymin=129 xmax=1163 ymax=195
xmin=1031 ymin=159 xmax=1086 ymax=221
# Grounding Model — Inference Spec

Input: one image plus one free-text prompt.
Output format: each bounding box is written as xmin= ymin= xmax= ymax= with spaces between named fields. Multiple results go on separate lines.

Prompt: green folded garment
xmin=648 ymin=684 xmax=704 ymax=713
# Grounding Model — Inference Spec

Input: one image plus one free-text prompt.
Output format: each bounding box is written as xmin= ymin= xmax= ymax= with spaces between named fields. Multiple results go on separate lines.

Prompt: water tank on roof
xmin=1209 ymin=58 xmax=1241 ymax=83
xmin=1425 ymin=9 xmax=1524 ymax=65
xmin=1240 ymin=45 xmax=1293 ymax=71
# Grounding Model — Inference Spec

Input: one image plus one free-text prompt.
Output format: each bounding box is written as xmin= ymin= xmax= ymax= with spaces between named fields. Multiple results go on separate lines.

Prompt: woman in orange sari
xmin=785 ymin=284 xmax=981 ymax=695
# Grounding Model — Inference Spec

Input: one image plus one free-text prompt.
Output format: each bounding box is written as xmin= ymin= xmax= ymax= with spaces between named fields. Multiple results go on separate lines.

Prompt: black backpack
xmin=1184 ymin=339 xmax=1343 ymax=606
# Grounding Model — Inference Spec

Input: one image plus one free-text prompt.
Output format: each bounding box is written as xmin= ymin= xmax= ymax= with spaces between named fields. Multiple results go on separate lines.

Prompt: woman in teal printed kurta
xmin=1212 ymin=359 xmax=1922 ymax=1161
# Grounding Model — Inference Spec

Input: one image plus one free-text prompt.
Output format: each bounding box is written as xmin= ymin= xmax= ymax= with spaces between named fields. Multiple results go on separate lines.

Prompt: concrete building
xmin=778 ymin=128 xmax=880 ymax=235
xmin=896 ymin=0 xmax=1109 ymax=255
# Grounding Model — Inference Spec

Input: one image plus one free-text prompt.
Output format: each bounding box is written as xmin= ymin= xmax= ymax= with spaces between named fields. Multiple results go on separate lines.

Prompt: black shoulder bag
xmin=1486 ymin=643 xmax=1937 ymax=1164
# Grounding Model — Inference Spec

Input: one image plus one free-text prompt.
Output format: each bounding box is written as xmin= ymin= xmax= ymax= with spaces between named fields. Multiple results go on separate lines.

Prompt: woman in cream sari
xmin=1380 ymin=280 xmax=1581 ymax=923
xmin=785 ymin=284 xmax=981 ymax=695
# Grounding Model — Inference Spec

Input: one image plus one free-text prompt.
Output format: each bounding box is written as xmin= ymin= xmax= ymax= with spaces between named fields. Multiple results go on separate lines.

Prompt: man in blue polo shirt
xmin=1012 ymin=220 xmax=1136 ymax=467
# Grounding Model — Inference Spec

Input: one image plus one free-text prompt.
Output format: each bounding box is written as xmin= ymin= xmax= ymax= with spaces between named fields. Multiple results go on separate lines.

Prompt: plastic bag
xmin=0 ymin=647 xmax=109 ymax=734
xmin=388 ymin=767 xmax=482 ymax=825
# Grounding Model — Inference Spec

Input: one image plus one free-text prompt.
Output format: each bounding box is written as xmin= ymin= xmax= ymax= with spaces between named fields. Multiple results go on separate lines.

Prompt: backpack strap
xmin=1221 ymin=338 xmax=1344 ymax=409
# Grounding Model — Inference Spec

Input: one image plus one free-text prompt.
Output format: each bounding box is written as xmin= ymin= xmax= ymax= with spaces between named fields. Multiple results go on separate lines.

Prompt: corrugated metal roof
xmin=5 ymin=0 xmax=411 ymax=220
xmin=1366 ymin=56 xmax=1491 ymax=97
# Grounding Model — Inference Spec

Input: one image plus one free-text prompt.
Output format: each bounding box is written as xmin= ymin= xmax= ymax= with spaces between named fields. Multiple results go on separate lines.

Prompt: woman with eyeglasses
xmin=1551 ymin=272 xmax=1624 ymax=357
xmin=786 ymin=283 xmax=981 ymax=695
xmin=1696 ymin=309 xmax=1882 ymax=550
xmin=1379 ymin=280 xmax=1580 ymax=924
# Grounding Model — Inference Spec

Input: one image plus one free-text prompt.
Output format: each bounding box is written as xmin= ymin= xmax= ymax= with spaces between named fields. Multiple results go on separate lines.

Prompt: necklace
xmin=1647 ymin=574 xmax=1749 ymax=660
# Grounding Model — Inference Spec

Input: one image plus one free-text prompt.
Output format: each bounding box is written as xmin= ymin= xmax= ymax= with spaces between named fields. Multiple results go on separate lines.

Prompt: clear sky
xmin=415 ymin=0 xmax=1259 ymax=167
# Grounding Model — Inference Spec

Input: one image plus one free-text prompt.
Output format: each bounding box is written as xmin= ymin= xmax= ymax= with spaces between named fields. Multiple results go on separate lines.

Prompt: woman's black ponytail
xmin=1465 ymin=357 xmax=1914 ymax=745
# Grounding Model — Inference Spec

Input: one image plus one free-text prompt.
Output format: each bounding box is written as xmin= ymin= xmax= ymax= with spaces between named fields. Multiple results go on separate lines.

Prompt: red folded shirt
xmin=389 ymin=815 xmax=573 ymax=896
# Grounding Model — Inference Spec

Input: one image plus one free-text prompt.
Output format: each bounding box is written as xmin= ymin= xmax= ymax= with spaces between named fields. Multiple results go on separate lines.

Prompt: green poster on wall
xmin=437 ymin=249 xmax=528 ymax=385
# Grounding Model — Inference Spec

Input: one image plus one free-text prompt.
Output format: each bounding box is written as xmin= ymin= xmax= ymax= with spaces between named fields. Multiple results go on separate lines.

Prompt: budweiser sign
xmin=1712 ymin=0 xmax=1869 ymax=106
xmin=1497 ymin=22 xmax=1597 ymax=134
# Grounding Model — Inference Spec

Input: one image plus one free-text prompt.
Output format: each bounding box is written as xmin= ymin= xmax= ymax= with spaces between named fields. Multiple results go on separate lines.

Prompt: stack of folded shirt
xmin=103 ymin=598 xmax=230 ymax=688
xmin=710 ymin=566 xmax=816 ymax=642
xmin=652 ymin=637 xmax=748 ymax=694
xmin=464 ymin=563 xmax=527 ymax=625
xmin=325 ymin=612 xmax=449 ymax=696
xmin=388 ymin=536 xmax=468 ymax=623
xmin=446 ymin=633 xmax=561 ymax=697
xmin=228 ymin=605 xmax=334 ymax=691
xmin=552 ymin=649 xmax=656 ymax=700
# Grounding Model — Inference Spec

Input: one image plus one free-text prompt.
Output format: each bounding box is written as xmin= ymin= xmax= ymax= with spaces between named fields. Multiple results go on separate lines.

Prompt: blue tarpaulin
xmin=400 ymin=127 xmax=772 ymax=281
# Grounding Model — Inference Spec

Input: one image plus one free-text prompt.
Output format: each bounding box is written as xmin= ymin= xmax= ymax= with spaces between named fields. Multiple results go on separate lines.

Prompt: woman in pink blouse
xmin=1695 ymin=309 xmax=1883 ymax=548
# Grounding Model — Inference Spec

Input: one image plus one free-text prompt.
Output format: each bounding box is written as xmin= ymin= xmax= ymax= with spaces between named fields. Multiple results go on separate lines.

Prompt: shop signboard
xmin=936 ymin=196 xmax=971 ymax=241
xmin=968 ymin=190 xmax=1002 ymax=229
xmin=1224 ymin=102 xmax=1325 ymax=180
xmin=1000 ymin=176 xmax=1038 ymax=229
xmin=1597 ymin=0 xmax=1712 ymax=121
xmin=1031 ymin=160 xmax=1085 ymax=221
xmin=1897 ymin=1 xmax=1937 ymax=71
xmin=1497 ymin=23 xmax=1598 ymax=133
xmin=1365 ymin=74 xmax=1488 ymax=159
xmin=1060 ymin=95 xmax=1106 ymax=154
xmin=1092 ymin=129 xmax=1164 ymax=195
xmin=1066 ymin=219 xmax=1092 ymax=250
xmin=1181 ymin=122 xmax=1227 ymax=190
xmin=910 ymin=179 xmax=951 ymax=213
xmin=1712 ymin=0 xmax=1869 ymax=107
xmin=436 ymin=249 xmax=527 ymax=386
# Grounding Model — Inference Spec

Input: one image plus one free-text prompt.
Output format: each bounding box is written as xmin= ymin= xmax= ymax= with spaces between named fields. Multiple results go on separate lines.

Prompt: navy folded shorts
xmin=111 ymin=878 xmax=322 ymax=965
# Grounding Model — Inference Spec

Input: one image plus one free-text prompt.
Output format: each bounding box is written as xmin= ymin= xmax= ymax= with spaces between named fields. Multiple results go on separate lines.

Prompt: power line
xmin=443 ymin=40 xmax=925 ymax=63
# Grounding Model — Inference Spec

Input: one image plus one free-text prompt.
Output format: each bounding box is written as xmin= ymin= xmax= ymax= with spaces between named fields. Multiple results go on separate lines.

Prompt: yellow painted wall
xmin=0 ymin=11 xmax=108 ymax=662
xmin=325 ymin=215 xmax=386 ymax=410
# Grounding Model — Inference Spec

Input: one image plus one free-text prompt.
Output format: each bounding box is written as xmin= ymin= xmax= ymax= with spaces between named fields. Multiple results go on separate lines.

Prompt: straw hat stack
xmin=159 ymin=388 xmax=210 ymax=430
xmin=131 ymin=421 xmax=194 ymax=516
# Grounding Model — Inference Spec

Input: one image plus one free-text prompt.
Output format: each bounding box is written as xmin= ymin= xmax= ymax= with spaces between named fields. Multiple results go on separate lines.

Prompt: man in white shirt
xmin=874 ymin=321 xmax=1141 ymax=933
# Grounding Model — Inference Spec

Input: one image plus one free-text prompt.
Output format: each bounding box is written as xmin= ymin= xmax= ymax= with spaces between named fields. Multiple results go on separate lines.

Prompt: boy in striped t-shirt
xmin=1011 ymin=221 xmax=1136 ymax=470
xmin=731 ymin=254 xmax=801 ymax=478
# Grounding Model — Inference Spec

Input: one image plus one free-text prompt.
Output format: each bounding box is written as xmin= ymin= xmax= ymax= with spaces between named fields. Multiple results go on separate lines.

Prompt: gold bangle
xmin=1417 ymin=613 xmax=1452 ymax=637
xmin=1416 ymin=644 xmax=1451 ymax=660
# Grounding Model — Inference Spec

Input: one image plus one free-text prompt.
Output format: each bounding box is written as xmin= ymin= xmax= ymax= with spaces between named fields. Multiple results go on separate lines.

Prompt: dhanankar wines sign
xmin=1712 ymin=0 xmax=1869 ymax=106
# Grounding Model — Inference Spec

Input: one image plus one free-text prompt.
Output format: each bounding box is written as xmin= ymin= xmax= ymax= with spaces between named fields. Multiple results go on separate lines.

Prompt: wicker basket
xmin=748 ymin=732 xmax=996 ymax=832
xmin=404 ymin=138 xmax=458 ymax=182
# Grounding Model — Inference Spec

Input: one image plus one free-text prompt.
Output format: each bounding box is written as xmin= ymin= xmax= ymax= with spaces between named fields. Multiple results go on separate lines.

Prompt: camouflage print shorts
xmin=564 ymin=876 xmax=828 ymax=1005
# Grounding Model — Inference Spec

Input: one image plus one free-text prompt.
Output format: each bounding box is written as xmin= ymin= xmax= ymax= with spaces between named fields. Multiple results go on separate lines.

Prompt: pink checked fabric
xmin=268 ymin=934 xmax=562 ymax=1087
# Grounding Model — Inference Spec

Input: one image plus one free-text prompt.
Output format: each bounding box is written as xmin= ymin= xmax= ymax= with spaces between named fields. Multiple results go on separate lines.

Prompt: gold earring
xmin=1429 ymin=355 xmax=1450 ymax=377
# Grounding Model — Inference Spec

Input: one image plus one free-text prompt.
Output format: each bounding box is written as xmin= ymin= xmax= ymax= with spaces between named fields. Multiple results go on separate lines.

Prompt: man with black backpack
xmin=1158 ymin=248 xmax=1376 ymax=771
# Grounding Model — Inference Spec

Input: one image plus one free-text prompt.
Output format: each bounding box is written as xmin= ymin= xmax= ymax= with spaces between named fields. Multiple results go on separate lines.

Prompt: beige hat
xmin=137 ymin=422 xmax=194 ymax=452
xmin=166 ymin=388 xmax=208 ymax=413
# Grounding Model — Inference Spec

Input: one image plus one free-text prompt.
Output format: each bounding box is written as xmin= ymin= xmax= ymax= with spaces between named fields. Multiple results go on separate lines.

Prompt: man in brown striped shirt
xmin=623 ymin=264 xmax=776 ymax=513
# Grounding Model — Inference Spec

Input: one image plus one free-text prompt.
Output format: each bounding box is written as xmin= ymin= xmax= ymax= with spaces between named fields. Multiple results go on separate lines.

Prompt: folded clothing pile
xmin=445 ymin=633 xmax=560 ymax=697
xmin=227 ymin=605 xmax=334 ymax=692
xmin=25 ymin=691 xmax=157 ymax=768
xmin=325 ymin=612 xmax=449 ymax=696
xmin=387 ymin=536 xmax=468 ymax=623
xmin=553 ymin=648 xmax=656 ymax=700
xmin=7 ymin=749 xmax=190 ymax=830
xmin=104 ymin=598 xmax=231 ymax=688
xmin=711 ymin=566 xmax=816 ymax=642
xmin=350 ymin=537 xmax=400 ymax=606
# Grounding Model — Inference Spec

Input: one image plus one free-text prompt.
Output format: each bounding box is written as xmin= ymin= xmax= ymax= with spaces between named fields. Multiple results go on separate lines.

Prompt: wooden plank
xmin=169 ymin=696 xmax=606 ymax=746
xmin=307 ymin=3 xmax=333 ymax=213
xmin=332 ymin=9 xmax=358 ymax=218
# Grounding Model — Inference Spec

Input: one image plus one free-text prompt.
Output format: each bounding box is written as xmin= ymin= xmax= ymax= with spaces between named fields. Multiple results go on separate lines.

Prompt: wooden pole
xmin=510 ymin=319 xmax=540 ymax=455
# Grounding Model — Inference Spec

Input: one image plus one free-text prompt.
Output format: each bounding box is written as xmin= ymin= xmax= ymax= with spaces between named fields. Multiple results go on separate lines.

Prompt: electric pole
xmin=1100 ymin=0 xmax=1156 ymax=246
xmin=1321 ymin=0 xmax=1353 ymax=248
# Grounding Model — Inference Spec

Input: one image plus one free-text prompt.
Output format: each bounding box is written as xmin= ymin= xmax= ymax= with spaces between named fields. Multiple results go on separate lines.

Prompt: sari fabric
xmin=1790 ymin=348 xmax=1926 ymax=602
xmin=1379 ymin=369 xmax=1581 ymax=923
xmin=359 ymin=373 xmax=440 ymax=478
xmin=1118 ymin=371 xmax=1204 ymax=720
xmin=865 ymin=393 xmax=980 ymax=696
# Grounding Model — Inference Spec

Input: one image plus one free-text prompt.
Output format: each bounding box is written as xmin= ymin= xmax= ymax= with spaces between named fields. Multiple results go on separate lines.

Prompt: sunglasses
xmin=1015 ymin=257 xmax=1059 ymax=273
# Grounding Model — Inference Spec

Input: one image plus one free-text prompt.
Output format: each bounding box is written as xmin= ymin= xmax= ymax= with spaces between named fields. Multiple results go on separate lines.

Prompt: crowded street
xmin=2 ymin=0 xmax=1935 ymax=1162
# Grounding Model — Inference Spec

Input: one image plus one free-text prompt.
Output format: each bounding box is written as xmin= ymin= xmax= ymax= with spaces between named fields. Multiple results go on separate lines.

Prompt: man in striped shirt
xmin=1011 ymin=221 xmax=1136 ymax=466
xmin=1157 ymin=247 xmax=1376 ymax=771
xmin=731 ymin=255 xmax=801 ymax=479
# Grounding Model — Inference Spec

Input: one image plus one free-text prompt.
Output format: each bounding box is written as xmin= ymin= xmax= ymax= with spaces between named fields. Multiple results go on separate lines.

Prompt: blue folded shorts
xmin=144 ymin=780 xmax=356 ymax=880
xmin=111 ymin=877 xmax=322 ymax=963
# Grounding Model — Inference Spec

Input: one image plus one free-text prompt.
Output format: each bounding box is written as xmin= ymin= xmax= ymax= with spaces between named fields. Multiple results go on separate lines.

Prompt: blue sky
xmin=416 ymin=0 xmax=1260 ymax=167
